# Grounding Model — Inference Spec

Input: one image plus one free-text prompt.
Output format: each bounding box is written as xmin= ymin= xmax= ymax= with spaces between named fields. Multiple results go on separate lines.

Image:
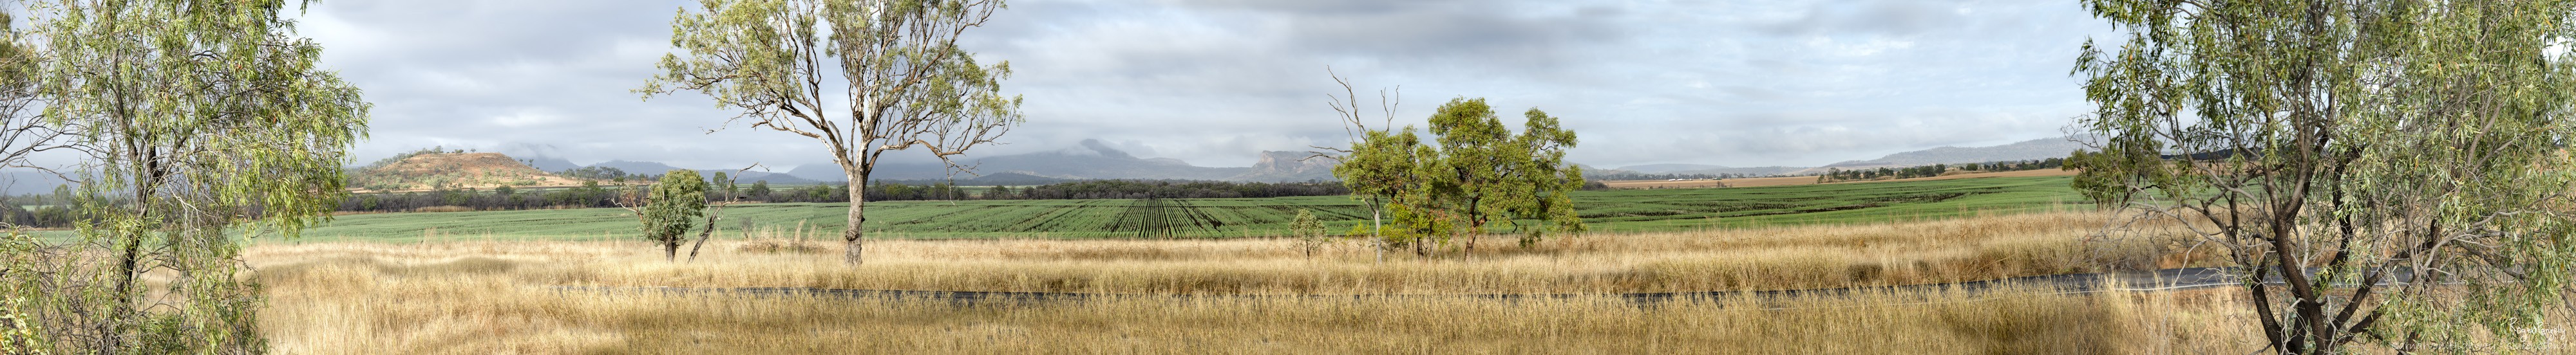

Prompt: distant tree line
xmin=554 ymin=166 xmax=641 ymax=181
xmin=1587 ymin=172 xmax=1757 ymax=181
xmin=1819 ymin=158 xmax=2066 ymax=182
xmin=998 ymin=179 xmax=1347 ymax=200
xmin=333 ymin=181 xmax=639 ymax=213
xmin=0 ymin=187 xmax=86 ymax=228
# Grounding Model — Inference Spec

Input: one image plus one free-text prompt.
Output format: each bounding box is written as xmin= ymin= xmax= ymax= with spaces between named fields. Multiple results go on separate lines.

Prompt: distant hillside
xmin=349 ymin=152 xmax=585 ymax=191
xmin=586 ymin=160 xmax=685 ymax=176
xmin=1821 ymin=137 xmax=2082 ymax=169
xmin=1600 ymin=136 xmax=2086 ymax=178
xmin=517 ymin=156 xmax=582 ymax=172
xmin=1615 ymin=163 xmax=1724 ymax=174
xmin=877 ymin=172 xmax=1075 ymax=186
xmin=0 ymin=170 xmax=74 ymax=195
xmin=1231 ymin=151 xmax=1337 ymax=182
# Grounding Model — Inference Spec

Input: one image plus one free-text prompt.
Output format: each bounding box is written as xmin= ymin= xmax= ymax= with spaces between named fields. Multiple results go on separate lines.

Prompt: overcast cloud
xmin=295 ymin=0 xmax=2110 ymax=172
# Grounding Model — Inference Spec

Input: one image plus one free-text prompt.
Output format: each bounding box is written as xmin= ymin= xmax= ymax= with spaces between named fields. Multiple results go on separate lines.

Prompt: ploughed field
xmin=290 ymin=176 xmax=2087 ymax=242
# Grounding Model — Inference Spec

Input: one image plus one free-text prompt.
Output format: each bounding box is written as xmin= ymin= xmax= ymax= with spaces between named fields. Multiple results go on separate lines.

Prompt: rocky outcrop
xmin=1232 ymin=150 xmax=1338 ymax=182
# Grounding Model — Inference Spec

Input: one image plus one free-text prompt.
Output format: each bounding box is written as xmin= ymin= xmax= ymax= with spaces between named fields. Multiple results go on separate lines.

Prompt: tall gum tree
xmin=643 ymin=0 xmax=1023 ymax=265
xmin=2072 ymin=0 xmax=2576 ymax=352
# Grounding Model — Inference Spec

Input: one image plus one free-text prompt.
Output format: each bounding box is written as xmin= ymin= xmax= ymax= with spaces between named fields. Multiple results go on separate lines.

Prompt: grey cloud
xmin=287 ymin=0 xmax=2105 ymax=172
xmin=1755 ymin=1 xmax=1970 ymax=37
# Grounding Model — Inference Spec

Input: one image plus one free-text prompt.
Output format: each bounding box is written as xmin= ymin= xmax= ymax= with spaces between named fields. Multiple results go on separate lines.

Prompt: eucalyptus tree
xmin=1 ymin=0 xmax=370 ymax=352
xmin=1420 ymin=98 xmax=1584 ymax=251
xmin=643 ymin=169 xmax=708 ymax=261
xmin=2071 ymin=0 xmax=2576 ymax=353
xmin=0 ymin=10 xmax=63 ymax=174
xmin=1327 ymin=82 xmax=1586 ymax=257
xmin=643 ymin=0 xmax=1023 ymax=265
xmin=1320 ymin=70 xmax=1414 ymax=262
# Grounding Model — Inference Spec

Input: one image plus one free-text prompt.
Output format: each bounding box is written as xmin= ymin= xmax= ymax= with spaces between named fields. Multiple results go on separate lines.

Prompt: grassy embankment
xmin=248 ymin=210 xmax=2283 ymax=354
xmin=283 ymin=176 xmax=2088 ymax=242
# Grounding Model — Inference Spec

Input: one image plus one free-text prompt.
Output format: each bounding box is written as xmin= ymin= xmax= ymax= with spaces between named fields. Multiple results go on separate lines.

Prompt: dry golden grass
xmin=252 ymin=211 xmax=2215 ymax=295
xmin=246 ymin=211 xmax=2277 ymax=354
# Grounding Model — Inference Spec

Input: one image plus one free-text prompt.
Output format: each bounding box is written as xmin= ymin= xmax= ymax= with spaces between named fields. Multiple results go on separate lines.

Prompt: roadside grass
xmin=275 ymin=176 xmax=2088 ymax=242
xmin=252 ymin=211 xmax=2210 ymax=295
xmin=248 ymin=210 xmax=2266 ymax=354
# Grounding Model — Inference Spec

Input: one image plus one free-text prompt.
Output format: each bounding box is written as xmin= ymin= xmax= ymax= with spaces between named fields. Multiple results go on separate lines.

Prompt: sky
xmin=295 ymin=0 xmax=2112 ymax=172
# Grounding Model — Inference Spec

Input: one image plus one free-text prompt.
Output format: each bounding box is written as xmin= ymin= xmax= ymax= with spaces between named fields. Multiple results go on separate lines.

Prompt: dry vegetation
xmin=348 ymin=152 xmax=586 ymax=192
xmin=228 ymin=211 xmax=2343 ymax=354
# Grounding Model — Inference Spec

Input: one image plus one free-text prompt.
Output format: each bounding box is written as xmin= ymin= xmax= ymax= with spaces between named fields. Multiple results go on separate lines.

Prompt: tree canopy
xmin=1 ymin=0 xmax=370 ymax=352
xmin=643 ymin=169 xmax=710 ymax=260
xmin=2070 ymin=0 xmax=2576 ymax=352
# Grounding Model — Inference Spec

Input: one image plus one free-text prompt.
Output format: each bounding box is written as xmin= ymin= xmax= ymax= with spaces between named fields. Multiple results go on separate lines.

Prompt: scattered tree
xmin=645 ymin=0 xmax=1025 ymax=265
xmin=2072 ymin=1 xmax=2576 ymax=353
xmin=712 ymin=172 xmax=736 ymax=198
xmin=1318 ymin=70 xmax=1414 ymax=262
xmin=1290 ymin=209 xmax=1326 ymax=259
xmin=746 ymin=180 xmax=772 ymax=201
xmin=1420 ymin=98 xmax=1585 ymax=250
xmin=1321 ymin=73 xmax=1587 ymax=257
xmin=641 ymin=170 xmax=708 ymax=260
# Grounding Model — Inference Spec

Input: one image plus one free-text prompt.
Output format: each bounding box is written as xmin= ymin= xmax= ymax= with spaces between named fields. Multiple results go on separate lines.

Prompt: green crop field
xmin=267 ymin=176 xmax=2090 ymax=243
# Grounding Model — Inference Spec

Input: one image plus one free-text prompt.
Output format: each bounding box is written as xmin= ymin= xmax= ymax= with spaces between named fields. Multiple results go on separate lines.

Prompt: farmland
xmin=283 ymin=176 xmax=2088 ymax=242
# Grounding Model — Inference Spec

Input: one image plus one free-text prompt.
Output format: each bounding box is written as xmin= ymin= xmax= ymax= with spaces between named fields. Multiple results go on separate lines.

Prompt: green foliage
xmin=0 ymin=0 xmax=370 ymax=352
xmin=1333 ymin=125 xmax=1433 ymax=251
xmin=643 ymin=170 xmax=709 ymax=260
xmin=1334 ymin=97 xmax=1588 ymax=254
xmin=1423 ymin=98 xmax=1587 ymax=249
xmin=556 ymin=166 xmax=634 ymax=181
xmin=712 ymin=172 xmax=735 ymax=197
xmin=2072 ymin=1 xmax=2576 ymax=352
xmin=746 ymin=180 xmax=773 ymax=199
xmin=1290 ymin=209 xmax=1326 ymax=257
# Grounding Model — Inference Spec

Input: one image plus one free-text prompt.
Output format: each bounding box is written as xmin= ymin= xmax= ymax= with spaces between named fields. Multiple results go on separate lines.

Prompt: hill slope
xmin=350 ymin=152 xmax=585 ymax=191
xmin=1822 ymin=137 xmax=2081 ymax=168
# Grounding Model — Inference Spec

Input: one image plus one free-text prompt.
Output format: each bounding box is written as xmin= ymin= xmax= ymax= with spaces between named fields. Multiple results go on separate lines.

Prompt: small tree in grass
xmin=1290 ymin=209 xmax=1326 ymax=259
xmin=643 ymin=169 xmax=708 ymax=260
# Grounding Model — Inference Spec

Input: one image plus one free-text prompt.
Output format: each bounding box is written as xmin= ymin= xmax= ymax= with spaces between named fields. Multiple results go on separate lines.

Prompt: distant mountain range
xmin=1816 ymin=137 xmax=2083 ymax=169
xmin=0 ymin=136 xmax=2088 ymax=194
xmin=779 ymin=140 xmax=1335 ymax=183
xmin=1592 ymin=136 xmax=2086 ymax=179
